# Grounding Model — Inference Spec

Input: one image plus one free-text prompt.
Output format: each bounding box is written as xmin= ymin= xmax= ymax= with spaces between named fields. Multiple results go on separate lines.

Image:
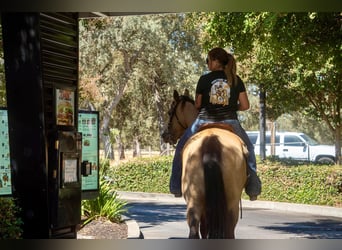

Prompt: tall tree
xmin=190 ymin=12 xmax=341 ymax=164
xmin=79 ymin=14 xmax=204 ymax=158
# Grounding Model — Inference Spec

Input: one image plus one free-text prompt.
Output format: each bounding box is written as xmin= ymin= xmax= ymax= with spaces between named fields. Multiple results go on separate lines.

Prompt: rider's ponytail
xmin=224 ymin=53 xmax=238 ymax=87
xmin=208 ymin=48 xmax=238 ymax=87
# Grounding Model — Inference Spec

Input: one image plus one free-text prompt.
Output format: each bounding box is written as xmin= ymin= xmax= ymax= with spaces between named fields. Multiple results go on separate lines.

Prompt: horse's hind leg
xmin=222 ymin=205 xmax=239 ymax=238
xmin=187 ymin=207 xmax=200 ymax=239
xmin=200 ymin=216 xmax=208 ymax=239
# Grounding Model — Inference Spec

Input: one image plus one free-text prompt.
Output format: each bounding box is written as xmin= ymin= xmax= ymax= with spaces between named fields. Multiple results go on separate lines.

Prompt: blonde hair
xmin=224 ymin=53 xmax=238 ymax=87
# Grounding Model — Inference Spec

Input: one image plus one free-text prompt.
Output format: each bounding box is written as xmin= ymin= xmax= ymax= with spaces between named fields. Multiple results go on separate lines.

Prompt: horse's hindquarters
xmin=182 ymin=128 xmax=247 ymax=239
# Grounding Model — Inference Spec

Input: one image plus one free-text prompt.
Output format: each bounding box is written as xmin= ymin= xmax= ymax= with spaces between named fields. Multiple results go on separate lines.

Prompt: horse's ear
xmin=173 ymin=90 xmax=180 ymax=101
xmin=184 ymin=89 xmax=190 ymax=97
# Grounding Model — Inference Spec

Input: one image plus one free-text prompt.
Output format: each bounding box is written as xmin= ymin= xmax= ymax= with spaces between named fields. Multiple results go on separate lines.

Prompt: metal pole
xmin=259 ymin=85 xmax=266 ymax=161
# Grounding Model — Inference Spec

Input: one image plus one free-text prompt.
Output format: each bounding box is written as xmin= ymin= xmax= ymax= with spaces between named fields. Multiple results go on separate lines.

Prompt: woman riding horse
xmin=166 ymin=48 xmax=261 ymax=201
xmin=163 ymin=90 xmax=249 ymax=238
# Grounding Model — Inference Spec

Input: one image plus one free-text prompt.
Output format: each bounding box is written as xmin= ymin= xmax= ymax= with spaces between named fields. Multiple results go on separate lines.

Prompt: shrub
xmin=110 ymin=156 xmax=172 ymax=193
xmin=0 ymin=197 xmax=23 ymax=239
xmin=82 ymin=178 xmax=127 ymax=225
xmin=82 ymin=159 xmax=128 ymax=225
xmin=244 ymin=163 xmax=342 ymax=207
xmin=110 ymin=155 xmax=342 ymax=207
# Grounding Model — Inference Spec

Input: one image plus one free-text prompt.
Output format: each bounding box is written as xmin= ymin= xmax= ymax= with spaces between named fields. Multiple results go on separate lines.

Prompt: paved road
xmin=118 ymin=191 xmax=342 ymax=239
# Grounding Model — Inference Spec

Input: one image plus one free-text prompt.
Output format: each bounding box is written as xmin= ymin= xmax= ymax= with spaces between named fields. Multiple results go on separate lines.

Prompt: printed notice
xmin=78 ymin=111 xmax=99 ymax=191
xmin=64 ymin=159 xmax=78 ymax=183
xmin=0 ymin=109 xmax=11 ymax=196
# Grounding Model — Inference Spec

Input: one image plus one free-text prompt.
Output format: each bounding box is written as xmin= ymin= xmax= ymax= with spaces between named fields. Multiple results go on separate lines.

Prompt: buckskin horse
xmin=162 ymin=89 xmax=248 ymax=239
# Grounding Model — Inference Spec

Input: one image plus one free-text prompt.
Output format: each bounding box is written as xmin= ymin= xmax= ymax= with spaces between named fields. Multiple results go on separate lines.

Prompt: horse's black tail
xmin=202 ymin=135 xmax=228 ymax=239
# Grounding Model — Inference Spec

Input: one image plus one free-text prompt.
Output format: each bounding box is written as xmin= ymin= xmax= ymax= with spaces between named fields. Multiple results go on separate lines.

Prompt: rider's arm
xmin=238 ymin=92 xmax=250 ymax=111
xmin=195 ymin=94 xmax=202 ymax=110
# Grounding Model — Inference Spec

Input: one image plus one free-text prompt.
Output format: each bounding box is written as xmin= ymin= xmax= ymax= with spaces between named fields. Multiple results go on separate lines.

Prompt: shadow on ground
xmin=125 ymin=202 xmax=186 ymax=227
xmin=262 ymin=219 xmax=342 ymax=239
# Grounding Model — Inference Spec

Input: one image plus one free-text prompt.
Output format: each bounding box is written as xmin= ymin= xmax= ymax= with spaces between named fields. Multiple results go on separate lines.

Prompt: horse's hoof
xmin=174 ymin=193 xmax=182 ymax=198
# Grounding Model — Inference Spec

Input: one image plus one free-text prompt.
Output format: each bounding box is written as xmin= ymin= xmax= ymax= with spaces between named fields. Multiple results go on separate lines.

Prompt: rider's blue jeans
xmin=169 ymin=118 xmax=257 ymax=194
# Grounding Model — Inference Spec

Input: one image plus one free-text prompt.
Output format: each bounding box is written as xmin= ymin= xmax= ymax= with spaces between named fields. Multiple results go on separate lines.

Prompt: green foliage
xmin=189 ymin=12 xmax=341 ymax=160
xmin=82 ymin=159 xmax=128 ymax=225
xmin=82 ymin=178 xmax=127 ymax=225
xmin=254 ymin=162 xmax=342 ymax=207
xmin=79 ymin=14 xmax=204 ymax=152
xmin=109 ymin=156 xmax=341 ymax=207
xmin=110 ymin=156 xmax=173 ymax=193
xmin=0 ymin=197 xmax=23 ymax=239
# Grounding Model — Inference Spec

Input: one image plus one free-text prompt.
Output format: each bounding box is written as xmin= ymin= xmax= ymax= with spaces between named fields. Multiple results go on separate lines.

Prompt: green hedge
xmin=256 ymin=164 xmax=342 ymax=206
xmin=109 ymin=156 xmax=342 ymax=207
xmin=110 ymin=156 xmax=172 ymax=194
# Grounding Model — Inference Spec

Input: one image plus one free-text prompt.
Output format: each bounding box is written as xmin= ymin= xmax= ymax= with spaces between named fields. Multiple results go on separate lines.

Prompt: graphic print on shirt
xmin=209 ymin=79 xmax=230 ymax=106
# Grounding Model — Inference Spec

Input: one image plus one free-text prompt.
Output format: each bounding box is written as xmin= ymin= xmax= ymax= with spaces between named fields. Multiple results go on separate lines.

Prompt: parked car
xmin=246 ymin=131 xmax=336 ymax=164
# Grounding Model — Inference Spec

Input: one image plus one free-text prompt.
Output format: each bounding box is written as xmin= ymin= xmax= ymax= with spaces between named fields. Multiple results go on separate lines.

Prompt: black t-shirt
xmin=196 ymin=70 xmax=246 ymax=120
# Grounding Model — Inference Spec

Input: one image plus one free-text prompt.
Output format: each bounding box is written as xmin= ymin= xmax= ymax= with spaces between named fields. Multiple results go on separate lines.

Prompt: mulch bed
xmin=77 ymin=217 xmax=128 ymax=239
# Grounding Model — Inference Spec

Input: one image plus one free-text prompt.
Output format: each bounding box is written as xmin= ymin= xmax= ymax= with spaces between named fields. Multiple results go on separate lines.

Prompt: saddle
xmin=197 ymin=123 xmax=235 ymax=133
xmin=197 ymin=122 xmax=249 ymax=172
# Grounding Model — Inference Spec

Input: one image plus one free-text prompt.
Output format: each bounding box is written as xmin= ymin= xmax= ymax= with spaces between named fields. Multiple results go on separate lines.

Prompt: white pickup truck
xmin=246 ymin=131 xmax=336 ymax=164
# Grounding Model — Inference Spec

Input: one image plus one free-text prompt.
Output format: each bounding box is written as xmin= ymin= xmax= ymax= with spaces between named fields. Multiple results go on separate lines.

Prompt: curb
xmin=122 ymin=215 xmax=143 ymax=239
xmin=241 ymin=199 xmax=342 ymax=218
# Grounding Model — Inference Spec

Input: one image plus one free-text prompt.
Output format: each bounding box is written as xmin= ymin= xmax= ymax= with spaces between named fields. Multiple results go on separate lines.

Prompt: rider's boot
xmin=170 ymin=184 xmax=182 ymax=197
xmin=245 ymin=167 xmax=262 ymax=201
xmin=170 ymin=169 xmax=182 ymax=197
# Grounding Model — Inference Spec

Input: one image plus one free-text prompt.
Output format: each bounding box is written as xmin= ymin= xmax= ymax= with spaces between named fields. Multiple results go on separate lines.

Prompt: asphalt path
xmin=118 ymin=191 xmax=342 ymax=239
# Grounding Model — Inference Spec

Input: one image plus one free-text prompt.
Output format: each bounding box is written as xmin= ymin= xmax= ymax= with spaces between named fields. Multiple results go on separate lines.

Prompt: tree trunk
xmin=99 ymin=48 xmax=146 ymax=162
xmin=116 ymin=135 xmax=125 ymax=160
xmin=119 ymin=144 xmax=125 ymax=160
xmin=151 ymin=77 xmax=169 ymax=154
xmin=133 ymin=137 xmax=141 ymax=157
xmin=99 ymin=83 xmax=126 ymax=159
xmin=103 ymin=134 xmax=115 ymax=160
